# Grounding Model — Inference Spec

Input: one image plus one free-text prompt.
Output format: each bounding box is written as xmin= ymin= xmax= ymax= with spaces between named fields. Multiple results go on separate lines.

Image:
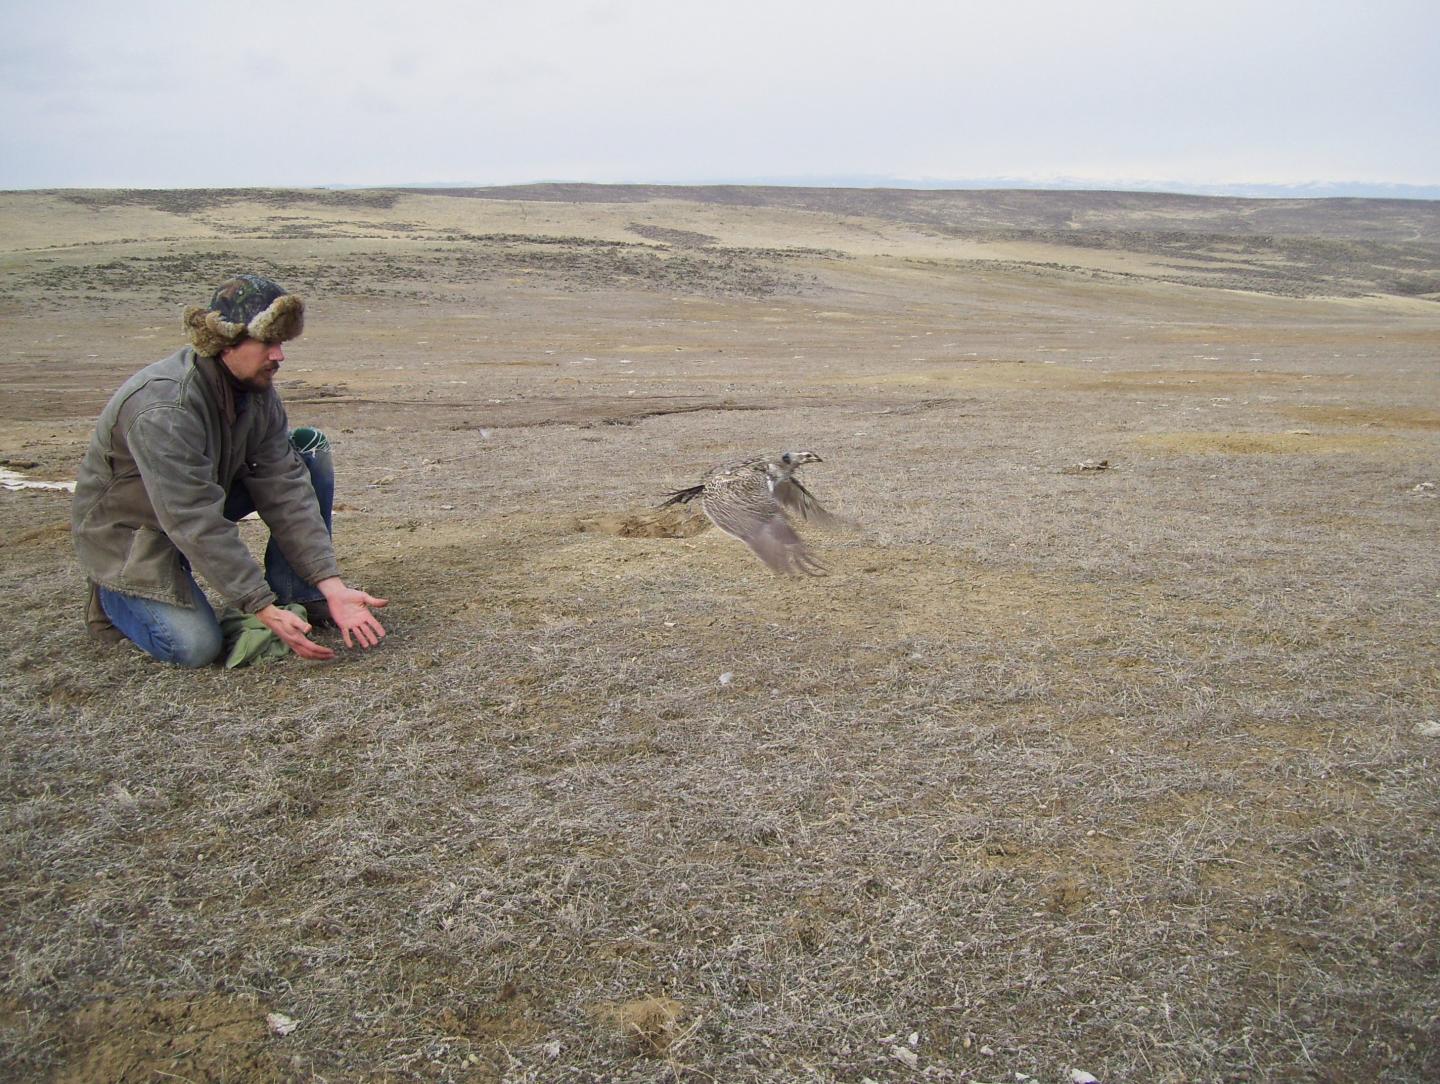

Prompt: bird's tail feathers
xmin=659 ymin=484 xmax=705 ymax=508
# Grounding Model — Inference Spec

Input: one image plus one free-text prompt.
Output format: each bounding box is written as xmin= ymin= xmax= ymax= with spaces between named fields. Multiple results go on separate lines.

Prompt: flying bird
xmin=661 ymin=450 xmax=839 ymax=575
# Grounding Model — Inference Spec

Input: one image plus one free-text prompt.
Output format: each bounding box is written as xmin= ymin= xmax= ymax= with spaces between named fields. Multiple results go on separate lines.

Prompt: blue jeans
xmin=99 ymin=433 xmax=334 ymax=667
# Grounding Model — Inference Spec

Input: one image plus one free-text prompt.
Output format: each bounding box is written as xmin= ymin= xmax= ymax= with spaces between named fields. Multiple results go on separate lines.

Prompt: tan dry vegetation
xmin=1 ymin=185 xmax=1439 ymax=1083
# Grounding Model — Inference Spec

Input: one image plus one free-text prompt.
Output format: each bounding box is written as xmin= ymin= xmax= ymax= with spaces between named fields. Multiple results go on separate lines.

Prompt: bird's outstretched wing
xmin=771 ymin=476 xmax=845 ymax=528
xmin=702 ymin=471 xmax=826 ymax=576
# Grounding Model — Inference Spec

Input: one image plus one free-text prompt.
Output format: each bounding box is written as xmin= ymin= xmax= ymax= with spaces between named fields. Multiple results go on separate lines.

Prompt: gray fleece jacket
xmin=72 ymin=347 xmax=340 ymax=613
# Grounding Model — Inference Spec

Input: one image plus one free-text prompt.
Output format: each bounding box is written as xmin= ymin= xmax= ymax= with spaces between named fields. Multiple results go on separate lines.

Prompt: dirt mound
xmin=51 ymin=995 xmax=286 ymax=1084
xmin=572 ymin=507 xmax=710 ymax=538
xmin=594 ymin=996 xmax=689 ymax=1055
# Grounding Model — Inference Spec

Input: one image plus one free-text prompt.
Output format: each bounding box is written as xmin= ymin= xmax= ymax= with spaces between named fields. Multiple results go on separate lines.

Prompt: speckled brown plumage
xmin=661 ymin=450 xmax=836 ymax=575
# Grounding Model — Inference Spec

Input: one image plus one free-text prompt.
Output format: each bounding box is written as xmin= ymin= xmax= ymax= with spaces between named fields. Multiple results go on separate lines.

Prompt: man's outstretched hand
xmin=318 ymin=580 xmax=389 ymax=649
xmin=256 ymin=603 xmax=336 ymax=661
xmin=255 ymin=578 xmax=388 ymax=661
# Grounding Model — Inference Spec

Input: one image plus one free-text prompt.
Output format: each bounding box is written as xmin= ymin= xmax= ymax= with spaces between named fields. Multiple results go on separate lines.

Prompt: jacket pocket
xmin=119 ymin=525 xmax=184 ymax=596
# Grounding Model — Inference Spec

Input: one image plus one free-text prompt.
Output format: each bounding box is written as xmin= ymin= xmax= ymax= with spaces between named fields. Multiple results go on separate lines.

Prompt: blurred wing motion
xmin=660 ymin=450 xmax=838 ymax=576
xmin=701 ymin=468 xmax=826 ymax=576
xmin=772 ymin=476 xmax=844 ymax=528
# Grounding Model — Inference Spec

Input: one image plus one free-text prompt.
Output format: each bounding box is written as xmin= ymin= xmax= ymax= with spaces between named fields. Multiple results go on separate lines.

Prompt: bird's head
xmin=779 ymin=450 xmax=823 ymax=468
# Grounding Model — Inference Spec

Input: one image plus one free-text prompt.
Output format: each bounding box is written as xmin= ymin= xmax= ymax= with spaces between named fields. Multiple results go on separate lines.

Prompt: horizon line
xmin=6 ymin=177 xmax=1440 ymax=201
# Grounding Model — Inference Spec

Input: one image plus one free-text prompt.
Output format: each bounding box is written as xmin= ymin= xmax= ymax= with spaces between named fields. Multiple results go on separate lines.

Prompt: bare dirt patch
xmin=574 ymin=507 xmax=711 ymax=539
xmin=1132 ymin=431 xmax=1398 ymax=455
xmin=48 ymin=995 xmax=286 ymax=1084
xmin=1287 ymin=404 xmax=1440 ymax=431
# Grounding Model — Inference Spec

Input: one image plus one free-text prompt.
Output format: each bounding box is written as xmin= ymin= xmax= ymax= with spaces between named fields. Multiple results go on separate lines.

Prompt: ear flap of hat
xmin=183 ymin=306 xmax=248 ymax=356
xmin=183 ymin=293 xmax=304 ymax=356
xmin=247 ymin=293 xmax=304 ymax=343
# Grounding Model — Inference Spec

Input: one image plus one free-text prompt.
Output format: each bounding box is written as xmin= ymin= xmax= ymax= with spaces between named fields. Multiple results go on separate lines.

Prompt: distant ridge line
xmin=350 ymin=178 xmax=1440 ymax=202
xmin=366 ymin=183 xmax=1440 ymax=245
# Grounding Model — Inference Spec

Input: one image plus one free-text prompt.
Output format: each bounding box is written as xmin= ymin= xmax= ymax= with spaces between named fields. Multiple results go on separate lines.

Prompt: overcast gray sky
xmin=2 ymin=0 xmax=1436 ymax=191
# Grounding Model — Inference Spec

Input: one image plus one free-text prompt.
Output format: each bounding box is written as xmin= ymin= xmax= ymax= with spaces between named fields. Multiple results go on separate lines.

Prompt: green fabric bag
xmin=219 ymin=603 xmax=308 ymax=669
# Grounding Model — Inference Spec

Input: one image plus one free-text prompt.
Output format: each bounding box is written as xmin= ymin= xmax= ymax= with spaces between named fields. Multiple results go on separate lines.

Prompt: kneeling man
xmin=73 ymin=274 xmax=387 ymax=666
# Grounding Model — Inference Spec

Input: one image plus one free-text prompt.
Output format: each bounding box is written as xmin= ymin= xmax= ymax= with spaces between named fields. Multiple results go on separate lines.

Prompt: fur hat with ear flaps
xmin=183 ymin=274 xmax=304 ymax=356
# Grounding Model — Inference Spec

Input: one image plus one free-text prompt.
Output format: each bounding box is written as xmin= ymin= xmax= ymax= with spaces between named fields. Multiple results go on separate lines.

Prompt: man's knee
xmin=165 ymin=623 xmax=225 ymax=668
xmin=289 ymin=426 xmax=335 ymax=533
xmin=100 ymin=587 xmax=224 ymax=668
xmin=290 ymin=427 xmax=329 ymax=455
xmin=132 ymin=614 xmax=223 ymax=668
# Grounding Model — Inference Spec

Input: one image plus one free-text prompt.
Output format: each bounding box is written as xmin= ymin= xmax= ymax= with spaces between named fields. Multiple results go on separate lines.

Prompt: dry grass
xmin=1 ymin=187 xmax=1439 ymax=1083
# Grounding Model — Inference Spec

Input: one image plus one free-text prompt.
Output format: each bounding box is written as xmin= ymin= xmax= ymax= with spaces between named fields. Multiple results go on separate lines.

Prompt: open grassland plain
xmin=1 ymin=186 xmax=1438 ymax=1082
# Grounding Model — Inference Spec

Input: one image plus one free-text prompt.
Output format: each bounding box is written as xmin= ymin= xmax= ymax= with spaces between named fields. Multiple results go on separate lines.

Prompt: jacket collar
xmin=192 ymin=350 xmax=244 ymax=425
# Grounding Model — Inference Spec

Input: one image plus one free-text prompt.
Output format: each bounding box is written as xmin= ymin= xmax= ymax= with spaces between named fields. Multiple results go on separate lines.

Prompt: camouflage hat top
xmin=183 ymin=274 xmax=305 ymax=356
xmin=208 ymin=274 xmax=287 ymax=326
